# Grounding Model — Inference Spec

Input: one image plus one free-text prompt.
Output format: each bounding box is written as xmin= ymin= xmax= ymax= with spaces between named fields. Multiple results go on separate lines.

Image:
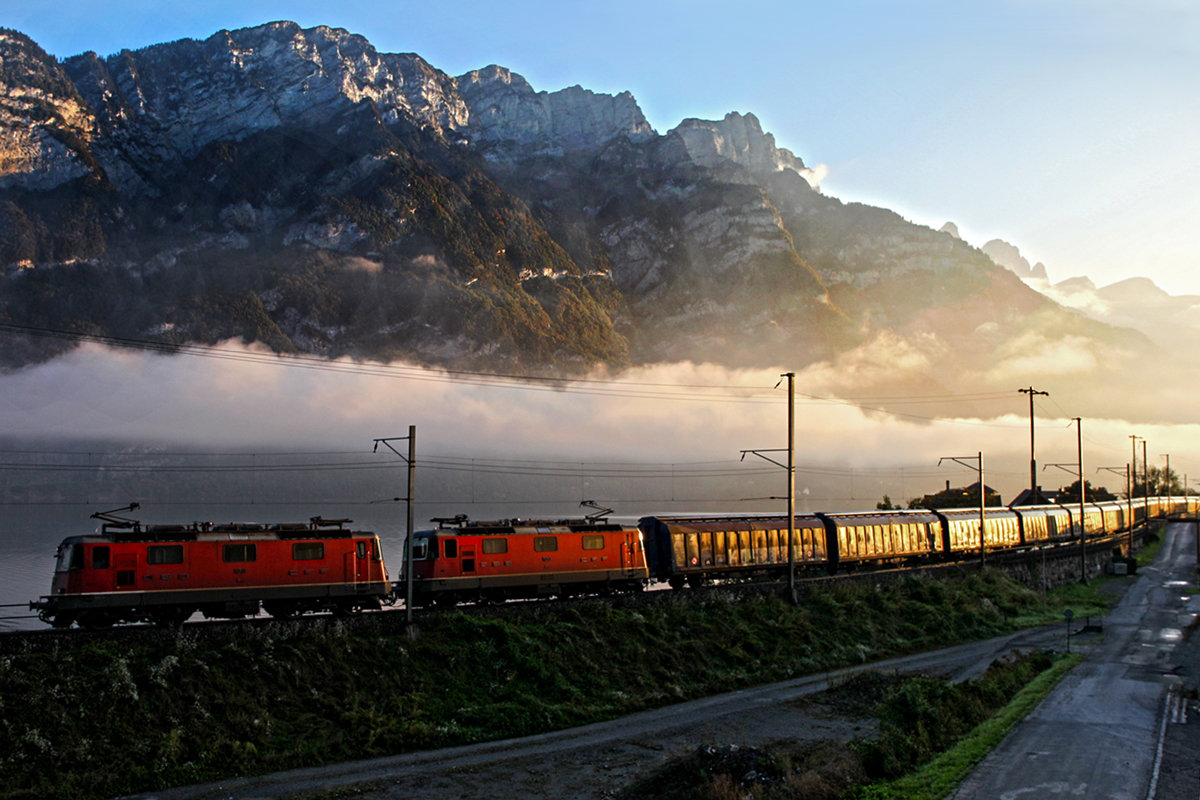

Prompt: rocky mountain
xmin=0 ymin=22 xmax=1170 ymax=419
xmin=981 ymin=238 xmax=1047 ymax=281
xmin=972 ymin=232 xmax=1200 ymax=360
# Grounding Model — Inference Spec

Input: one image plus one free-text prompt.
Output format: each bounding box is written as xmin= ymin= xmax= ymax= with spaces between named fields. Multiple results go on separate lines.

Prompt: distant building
xmin=1009 ymin=487 xmax=1061 ymax=506
xmin=909 ymin=480 xmax=1003 ymax=509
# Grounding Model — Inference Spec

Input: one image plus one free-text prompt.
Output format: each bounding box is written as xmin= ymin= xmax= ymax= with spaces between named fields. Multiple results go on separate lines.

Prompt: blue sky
xmin=5 ymin=0 xmax=1199 ymax=294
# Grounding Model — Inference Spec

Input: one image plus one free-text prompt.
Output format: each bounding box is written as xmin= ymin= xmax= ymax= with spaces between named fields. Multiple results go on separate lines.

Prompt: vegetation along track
xmin=1 ymin=563 xmax=1105 ymax=800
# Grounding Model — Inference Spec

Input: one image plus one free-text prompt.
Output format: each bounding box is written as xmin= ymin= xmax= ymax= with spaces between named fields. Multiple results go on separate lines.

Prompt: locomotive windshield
xmin=55 ymin=544 xmax=84 ymax=572
xmin=411 ymin=536 xmax=435 ymax=559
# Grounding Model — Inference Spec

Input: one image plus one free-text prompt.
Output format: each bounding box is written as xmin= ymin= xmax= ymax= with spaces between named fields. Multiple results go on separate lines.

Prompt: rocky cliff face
xmin=0 ymin=30 xmax=99 ymax=190
xmin=671 ymin=112 xmax=820 ymax=188
xmin=61 ymin=22 xmax=469 ymax=193
xmin=0 ymin=21 xmax=1166 ymax=420
xmin=457 ymin=65 xmax=655 ymax=153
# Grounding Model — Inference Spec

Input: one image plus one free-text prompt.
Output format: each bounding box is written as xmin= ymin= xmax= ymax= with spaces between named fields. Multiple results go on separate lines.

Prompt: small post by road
xmin=1065 ymin=608 xmax=1074 ymax=653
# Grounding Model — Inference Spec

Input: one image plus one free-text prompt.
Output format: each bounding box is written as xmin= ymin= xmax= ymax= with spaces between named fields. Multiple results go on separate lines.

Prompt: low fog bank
xmin=0 ymin=341 xmax=1197 ymax=515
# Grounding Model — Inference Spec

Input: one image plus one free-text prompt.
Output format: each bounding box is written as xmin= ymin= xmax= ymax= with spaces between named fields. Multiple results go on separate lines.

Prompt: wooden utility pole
xmin=740 ymin=373 xmax=797 ymax=603
xmin=939 ymin=453 xmax=985 ymax=566
xmin=1076 ymin=418 xmax=1086 ymax=583
xmin=1143 ymin=440 xmax=1150 ymax=516
xmin=1163 ymin=454 xmax=1171 ymax=505
xmin=1019 ymin=387 xmax=1048 ymax=503
xmin=786 ymin=372 xmax=796 ymax=602
xmin=374 ymin=427 xmax=417 ymax=624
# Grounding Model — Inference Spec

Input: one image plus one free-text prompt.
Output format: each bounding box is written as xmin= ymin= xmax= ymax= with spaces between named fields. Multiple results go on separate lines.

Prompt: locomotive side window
xmin=581 ymin=535 xmax=604 ymax=551
xmin=444 ymin=539 xmax=457 ymax=558
xmin=356 ymin=541 xmax=367 ymax=559
xmin=482 ymin=538 xmax=508 ymax=554
xmin=223 ymin=544 xmax=256 ymax=563
xmin=92 ymin=546 xmax=110 ymax=570
xmin=534 ymin=536 xmax=558 ymax=552
xmin=148 ymin=545 xmax=184 ymax=565
xmin=293 ymin=542 xmax=324 ymax=560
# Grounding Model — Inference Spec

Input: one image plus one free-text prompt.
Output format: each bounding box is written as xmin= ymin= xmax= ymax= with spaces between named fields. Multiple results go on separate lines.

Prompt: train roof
xmin=420 ymin=518 xmax=632 ymax=535
xmin=637 ymin=514 xmax=825 ymax=530
xmin=818 ymin=510 xmax=939 ymax=522
xmin=936 ymin=507 xmax=1018 ymax=517
xmin=59 ymin=519 xmax=374 ymax=544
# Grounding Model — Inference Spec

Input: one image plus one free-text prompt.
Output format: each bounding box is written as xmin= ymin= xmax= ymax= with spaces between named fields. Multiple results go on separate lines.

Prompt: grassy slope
xmin=1 ymin=568 xmax=1114 ymax=800
xmin=849 ymin=653 xmax=1081 ymax=800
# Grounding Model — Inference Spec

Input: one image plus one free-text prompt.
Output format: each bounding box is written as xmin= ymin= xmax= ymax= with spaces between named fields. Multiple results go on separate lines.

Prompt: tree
xmin=1133 ymin=466 xmax=1184 ymax=497
xmin=1057 ymin=479 xmax=1116 ymax=502
xmin=908 ymin=484 xmax=1002 ymax=510
xmin=876 ymin=494 xmax=898 ymax=510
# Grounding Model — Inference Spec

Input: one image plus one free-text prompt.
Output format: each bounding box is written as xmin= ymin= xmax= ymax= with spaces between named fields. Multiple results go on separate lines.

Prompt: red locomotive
xmin=403 ymin=515 xmax=649 ymax=606
xmin=31 ymin=505 xmax=391 ymax=628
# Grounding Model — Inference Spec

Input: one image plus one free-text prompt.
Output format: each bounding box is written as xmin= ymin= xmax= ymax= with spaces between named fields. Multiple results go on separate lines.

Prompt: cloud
xmin=801 ymin=163 xmax=829 ymax=190
xmin=1024 ymin=277 xmax=1113 ymax=318
xmin=2 ymin=340 xmax=1197 ymax=511
xmin=986 ymin=333 xmax=1100 ymax=380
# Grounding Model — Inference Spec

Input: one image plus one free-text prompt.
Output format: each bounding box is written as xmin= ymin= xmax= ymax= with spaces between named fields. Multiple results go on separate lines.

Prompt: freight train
xmin=31 ymin=496 xmax=1193 ymax=627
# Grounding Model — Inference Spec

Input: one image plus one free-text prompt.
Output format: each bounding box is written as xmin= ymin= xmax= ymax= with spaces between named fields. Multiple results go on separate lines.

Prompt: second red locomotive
xmin=402 ymin=515 xmax=649 ymax=606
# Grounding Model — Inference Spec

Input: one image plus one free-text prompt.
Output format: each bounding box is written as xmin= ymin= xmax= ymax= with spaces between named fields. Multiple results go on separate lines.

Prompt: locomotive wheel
xmin=475 ymin=590 xmax=506 ymax=606
xmin=49 ymin=615 xmax=74 ymax=629
xmin=263 ymin=602 xmax=299 ymax=620
xmin=79 ymin=612 xmax=114 ymax=630
xmin=434 ymin=594 xmax=458 ymax=608
xmin=332 ymin=602 xmax=362 ymax=617
xmin=151 ymin=608 xmax=191 ymax=628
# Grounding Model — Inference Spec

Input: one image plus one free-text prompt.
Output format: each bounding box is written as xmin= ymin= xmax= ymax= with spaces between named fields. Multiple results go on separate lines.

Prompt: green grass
xmin=1136 ymin=535 xmax=1165 ymax=568
xmin=847 ymin=653 xmax=1080 ymax=800
xmin=1007 ymin=575 xmax=1112 ymax=629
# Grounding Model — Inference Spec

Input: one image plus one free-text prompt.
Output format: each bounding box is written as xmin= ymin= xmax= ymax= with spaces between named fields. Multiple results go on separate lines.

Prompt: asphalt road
xmin=949 ymin=521 xmax=1200 ymax=800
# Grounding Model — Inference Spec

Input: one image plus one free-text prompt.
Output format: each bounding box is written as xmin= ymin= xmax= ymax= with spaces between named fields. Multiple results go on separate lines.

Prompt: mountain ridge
xmin=0 ymin=21 xmax=1174 ymax=421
